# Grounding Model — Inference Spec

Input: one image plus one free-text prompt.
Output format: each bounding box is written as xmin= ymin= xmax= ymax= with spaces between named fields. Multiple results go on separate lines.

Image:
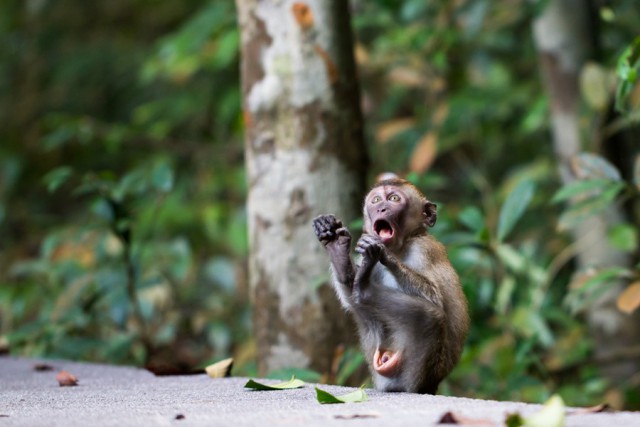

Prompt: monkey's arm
xmin=313 ymin=215 xmax=356 ymax=307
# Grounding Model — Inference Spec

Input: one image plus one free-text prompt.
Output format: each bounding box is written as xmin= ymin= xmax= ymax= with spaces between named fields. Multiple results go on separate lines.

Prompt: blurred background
xmin=1 ymin=0 xmax=640 ymax=409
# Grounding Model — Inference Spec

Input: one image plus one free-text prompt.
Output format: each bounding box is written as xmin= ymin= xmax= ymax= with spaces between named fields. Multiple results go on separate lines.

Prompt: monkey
xmin=312 ymin=177 xmax=469 ymax=394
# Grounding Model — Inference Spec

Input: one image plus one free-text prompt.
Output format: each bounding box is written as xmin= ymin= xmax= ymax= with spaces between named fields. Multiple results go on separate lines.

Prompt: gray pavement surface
xmin=1 ymin=356 xmax=639 ymax=426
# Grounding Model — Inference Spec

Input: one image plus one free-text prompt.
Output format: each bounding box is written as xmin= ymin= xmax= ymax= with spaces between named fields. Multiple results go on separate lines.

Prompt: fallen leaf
xmin=617 ymin=282 xmax=640 ymax=314
xmin=568 ymin=403 xmax=611 ymax=415
xmin=205 ymin=358 xmax=233 ymax=378
xmin=437 ymin=411 xmax=495 ymax=425
xmin=34 ymin=363 xmax=55 ymax=372
xmin=56 ymin=371 xmax=78 ymax=387
xmin=334 ymin=413 xmax=379 ymax=419
xmin=244 ymin=376 xmax=305 ymax=391
xmin=505 ymin=395 xmax=565 ymax=427
xmin=315 ymin=387 xmax=368 ymax=404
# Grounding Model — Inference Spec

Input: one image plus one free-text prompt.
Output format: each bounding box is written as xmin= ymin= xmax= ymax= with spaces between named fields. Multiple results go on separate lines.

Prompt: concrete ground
xmin=1 ymin=356 xmax=639 ymax=426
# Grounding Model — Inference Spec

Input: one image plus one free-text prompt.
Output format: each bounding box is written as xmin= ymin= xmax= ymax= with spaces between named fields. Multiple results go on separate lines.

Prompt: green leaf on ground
xmin=315 ymin=387 xmax=368 ymax=404
xmin=244 ymin=376 xmax=305 ymax=391
xmin=505 ymin=394 xmax=565 ymax=427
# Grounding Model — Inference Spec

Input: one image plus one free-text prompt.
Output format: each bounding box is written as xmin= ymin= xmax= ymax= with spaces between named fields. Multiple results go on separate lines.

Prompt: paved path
xmin=1 ymin=356 xmax=638 ymax=426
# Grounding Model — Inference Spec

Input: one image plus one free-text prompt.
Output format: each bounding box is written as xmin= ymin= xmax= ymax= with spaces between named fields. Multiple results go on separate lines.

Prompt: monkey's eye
xmin=388 ymin=194 xmax=400 ymax=202
xmin=371 ymin=195 xmax=382 ymax=203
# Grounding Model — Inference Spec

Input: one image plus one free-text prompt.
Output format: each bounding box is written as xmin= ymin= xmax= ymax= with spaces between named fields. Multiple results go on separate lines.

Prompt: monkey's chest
xmin=371 ymin=265 xmax=401 ymax=291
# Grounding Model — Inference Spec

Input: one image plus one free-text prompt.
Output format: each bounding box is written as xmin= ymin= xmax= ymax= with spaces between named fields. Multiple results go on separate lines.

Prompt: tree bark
xmin=235 ymin=0 xmax=367 ymax=376
xmin=533 ymin=0 xmax=640 ymax=382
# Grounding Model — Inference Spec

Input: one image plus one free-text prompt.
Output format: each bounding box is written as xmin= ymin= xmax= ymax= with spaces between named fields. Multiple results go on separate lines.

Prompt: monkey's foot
xmin=373 ymin=348 xmax=401 ymax=377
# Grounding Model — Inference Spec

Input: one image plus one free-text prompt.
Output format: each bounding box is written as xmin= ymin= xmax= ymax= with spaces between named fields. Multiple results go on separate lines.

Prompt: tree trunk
xmin=533 ymin=0 xmax=640 ymax=382
xmin=235 ymin=0 xmax=367 ymax=376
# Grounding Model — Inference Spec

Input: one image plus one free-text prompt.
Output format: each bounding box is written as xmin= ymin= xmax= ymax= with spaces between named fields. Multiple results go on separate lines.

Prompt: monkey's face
xmin=363 ymin=185 xmax=411 ymax=248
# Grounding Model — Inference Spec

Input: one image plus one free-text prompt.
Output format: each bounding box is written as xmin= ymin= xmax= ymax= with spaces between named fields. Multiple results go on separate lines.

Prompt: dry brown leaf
xmin=432 ymin=103 xmax=450 ymax=127
xmin=334 ymin=413 xmax=379 ymax=420
xmin=205 ymin=358 xmax=233 ymax=378
xmin=354 ymin=43 xmax=369 ymax=65
xmin=409 ymin=132 xmax=438 ymax=174
xmin=34 ymin=363 xmax=55 ymax=372
xmin=568 ymin=403 xmax=611 ymax=415
xmin=617 ymin=282 xmax=640 ymax=314
xmin=437 ymin=411 xmax=495 ymax=425
xmin=56 ymin=370 xmax=78 ymax=387
xmin=388 ymin=67 xmax=425 ymax=87
xmin=375 ymin=118 xmax=415 ymax=144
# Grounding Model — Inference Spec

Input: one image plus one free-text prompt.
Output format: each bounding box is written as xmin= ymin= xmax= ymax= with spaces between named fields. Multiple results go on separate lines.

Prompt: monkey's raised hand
xmin=313 ymin=214 xmax=354 ymax=286
xmin=355 ymin=234 xmax=385 ymax=265
xmin=353 ymin=234 xmax=386 ymax=299
xmin=313 ymin=215 xmax=351 ymax=249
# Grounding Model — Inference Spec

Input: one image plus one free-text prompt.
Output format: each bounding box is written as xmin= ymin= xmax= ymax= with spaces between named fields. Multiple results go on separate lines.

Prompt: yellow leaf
xmin=375 ymin=118 xmax=415 ymax=144
xmin=617 ymin=282 xmax=640 ymax=314
xmin=205 ymin=358 xmax=233 ymax=378
xmin=524 ymin=394 xmax=565 ymax=427
xmin=388 ymin=67 xmax=425 ymax=87
xmin=432 ymin=102 xmax=449 ymax=127
xmin=409 ymin=132 xmax=438 ymax=174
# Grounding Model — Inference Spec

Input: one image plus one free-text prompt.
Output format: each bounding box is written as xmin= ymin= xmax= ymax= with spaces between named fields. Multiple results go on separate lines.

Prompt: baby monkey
xmin=313 ymin=177 xmax=469 ymax=394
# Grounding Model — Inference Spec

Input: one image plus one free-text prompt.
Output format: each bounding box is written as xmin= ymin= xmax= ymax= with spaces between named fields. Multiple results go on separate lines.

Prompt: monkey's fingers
xmin=314 ymin=214 xmax=343 ymax=232
xmin=357 ymin=234 xmax=382 ymax=246
xmin=335 ymin=227 xmax=351 ymax=238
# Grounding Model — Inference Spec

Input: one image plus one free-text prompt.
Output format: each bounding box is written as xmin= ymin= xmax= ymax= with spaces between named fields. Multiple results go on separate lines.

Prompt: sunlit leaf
xmin=615 ymin=36 xmax=640 ymax=112
xmin=607 ymin=223 xmax=638 ymax=252
xmin=571 ymin=153 xmax=622 ymax=181
xmin=205 ymin=357 xmax=233 ymax=378
xmin=244 ymin=376 xmax=305 ymax=391
xmin=566 ymin=267 xmax=632 ymax=313
xmin=315 ymin=387 xmax=368 ymax=404
xmin=458 ymin=206 xmax=485 ymax=233
xmin=497 ymin=180 xmax=535 ymax=241
xmin=409 ymin=131 xmax=438 ymax=174
xmin=375 ymin=118 xmax=415 ymax=144
xmin=43 ymin=167 xmax=74 ymax=193
xmin=551 ymin=178 xmax=613 ymax=204
xmin=617 ymin=282 xmax=640 ymax=314
xmin=151 ymin=161 xmax=174 ymax=193
xmin=524 ymin=394 xmax=565 ymax=427
xmin=580 ymin=62 xmax=612 ymax=111
xmin=557 ymin=183 xmax=624 ymax=230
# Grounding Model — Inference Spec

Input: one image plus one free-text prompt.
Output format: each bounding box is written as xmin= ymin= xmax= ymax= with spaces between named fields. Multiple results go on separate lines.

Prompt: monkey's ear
xmin=423 ymin=201 xmax=437 ymax=228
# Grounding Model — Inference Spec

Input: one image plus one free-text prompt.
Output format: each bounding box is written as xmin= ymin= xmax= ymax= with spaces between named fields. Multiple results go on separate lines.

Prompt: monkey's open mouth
xmin=373 ymin=347 xmax=401 ymax=377
xmin=373 ymin=220 xmax=394 ymax=242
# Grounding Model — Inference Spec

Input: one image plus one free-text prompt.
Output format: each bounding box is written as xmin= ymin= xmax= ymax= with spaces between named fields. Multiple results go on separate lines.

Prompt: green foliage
xmin=615 ymin=36 xmax=640 ymax=113
xmin=0 ymin=0 xmax=248 ymax=371
xmin=2 ymin=0 xmax=640 ymax=411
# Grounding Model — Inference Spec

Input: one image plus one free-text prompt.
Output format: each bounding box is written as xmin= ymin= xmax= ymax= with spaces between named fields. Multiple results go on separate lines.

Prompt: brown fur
xmin=313 ymin=180 xmax=469 ymax=393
